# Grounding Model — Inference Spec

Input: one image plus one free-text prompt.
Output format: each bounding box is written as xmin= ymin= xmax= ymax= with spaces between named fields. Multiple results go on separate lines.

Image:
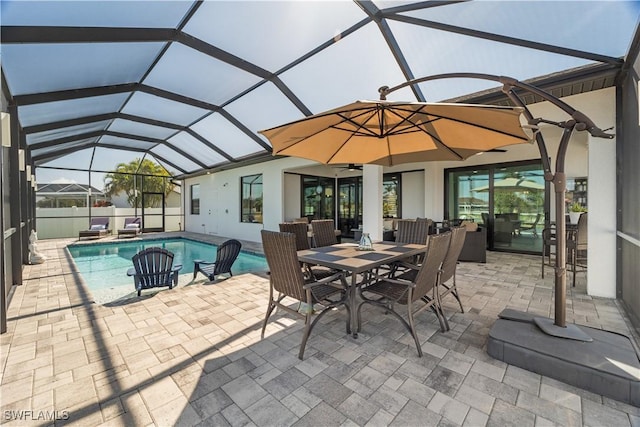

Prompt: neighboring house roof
xmin=36 ymin=183 xmax=104 ymax=196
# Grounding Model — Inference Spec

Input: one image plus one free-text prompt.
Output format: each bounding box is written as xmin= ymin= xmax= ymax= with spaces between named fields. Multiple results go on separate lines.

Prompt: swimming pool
xmin=67 ymin=237 xmax=268 ymax=295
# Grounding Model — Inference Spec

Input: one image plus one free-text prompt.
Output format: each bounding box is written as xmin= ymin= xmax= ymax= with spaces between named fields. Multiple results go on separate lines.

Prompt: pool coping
xmin=67 ymin=233 xmax=266 ymax=258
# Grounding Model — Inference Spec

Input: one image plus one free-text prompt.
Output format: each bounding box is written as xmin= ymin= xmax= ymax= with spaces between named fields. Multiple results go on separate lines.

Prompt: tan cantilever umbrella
xmin=259 ymin=100 xmax=532 ymax=166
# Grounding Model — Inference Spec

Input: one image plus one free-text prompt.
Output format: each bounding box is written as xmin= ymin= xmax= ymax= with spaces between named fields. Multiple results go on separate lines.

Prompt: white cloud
xmin=50 ymin=177 xmax=77 ymax=184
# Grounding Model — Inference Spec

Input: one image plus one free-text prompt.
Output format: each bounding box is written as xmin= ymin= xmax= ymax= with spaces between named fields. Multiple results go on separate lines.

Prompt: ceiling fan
xmin=334 ymin=163 xmax=363 ymax=171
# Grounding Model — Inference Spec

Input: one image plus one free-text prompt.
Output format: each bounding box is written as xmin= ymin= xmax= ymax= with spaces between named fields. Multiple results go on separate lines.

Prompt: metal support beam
xmin=8 ymin=104 xmax=22 ymax=287
xmin=356 ymin=0 xmax=425 ymax=101
xmin=1 ymin=25 xmax=176 ymax=44
xmin=386 ymin=14 xmax=624 ymax=66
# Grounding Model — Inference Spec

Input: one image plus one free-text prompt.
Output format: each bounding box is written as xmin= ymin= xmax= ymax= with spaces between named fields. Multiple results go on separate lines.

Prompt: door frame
xmin=141 ymin=191 xmax=165 ymax=232
xmin=444 ymin=159 xmax=547 ymax=254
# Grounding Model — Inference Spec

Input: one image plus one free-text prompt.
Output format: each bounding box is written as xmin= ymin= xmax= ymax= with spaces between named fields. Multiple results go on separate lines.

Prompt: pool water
xmin=67 ymin=238 xmax=268 ymax=291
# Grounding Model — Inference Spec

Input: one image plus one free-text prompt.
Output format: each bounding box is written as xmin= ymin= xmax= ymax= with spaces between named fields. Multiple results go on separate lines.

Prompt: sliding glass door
xmin=446 ymin=160 xmax=546 ymax=254
xmin=337 ymin=177 xmax=362 ymax=238
xmin=301 ymin=176 xmax=335 ymax=222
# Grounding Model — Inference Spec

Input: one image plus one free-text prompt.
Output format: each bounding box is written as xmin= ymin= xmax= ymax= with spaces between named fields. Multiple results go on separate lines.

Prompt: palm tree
xmin=104 ymin=159 xmax=174 ymax=208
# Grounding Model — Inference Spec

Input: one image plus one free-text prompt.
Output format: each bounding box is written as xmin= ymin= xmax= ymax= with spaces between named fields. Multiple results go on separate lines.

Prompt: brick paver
xmin=1 ymin=233 xmax=638 ymax=426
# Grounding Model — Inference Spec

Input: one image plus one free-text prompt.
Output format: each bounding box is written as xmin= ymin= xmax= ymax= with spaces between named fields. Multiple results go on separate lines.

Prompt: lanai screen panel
xmin=31 ymin=139 xmax=97 ymax=160
xmin=150 ymin=145 xmax=200 ymax=174
xmin=190 ymin=113 xmax=266 ymax=159
xmin=182 ymin=0 xmax=367 ymax=72
xmin=279 ymin=22 xmax=414 ymax=112
xmin=121 ymin=92 xmax=208 ymax=127
xmin=1 ymin=0 xmax=638 ymax=179
xmin=388 ymin=22 xmax=595 ymax=102
xmin=2 ymin=43 xmax=165 ymax=95
xmin=97 ymin=136 xmax=156 ymax=151
xmin=17 ymin=94 xmax=130 ymax=128
xmin=167 ymin=132 xmax=228 ymax=167
xmin=27 ymin=121 xmax=112 ymax=146
xmin=224 ymin=82 xmax=306 ymax=145
xmin=107 ymin=119 xmax=177 ymax=141
xmin=401 ymin=1 xmax=640 ymax=58
xmin=0 ymin=1 xmax=191 ymax=27
xmin=144 ymin=43 xmax=262 ymax=107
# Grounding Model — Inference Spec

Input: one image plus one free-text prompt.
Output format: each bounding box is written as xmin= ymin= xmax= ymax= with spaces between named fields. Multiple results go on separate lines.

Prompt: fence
xmin=35 ymin=206 xmax=182 ymax=239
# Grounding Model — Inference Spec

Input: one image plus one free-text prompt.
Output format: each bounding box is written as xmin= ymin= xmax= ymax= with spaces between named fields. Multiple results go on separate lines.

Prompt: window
xmin=190 ymin=184 xmax=200 ymax=215
xmin=241 ymin=174 xmax=262 ymax=223
xmin=383 ymin=173 xmax=401 ymax=218
xmin=301 ymin=176 xmax=334 ymax=220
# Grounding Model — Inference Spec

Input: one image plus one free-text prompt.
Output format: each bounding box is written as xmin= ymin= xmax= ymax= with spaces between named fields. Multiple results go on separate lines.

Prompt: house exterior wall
xmin=400 ymin=170 xmax=425 ymax=219
xmin=184 ymin=88 xmax=617 ymax=298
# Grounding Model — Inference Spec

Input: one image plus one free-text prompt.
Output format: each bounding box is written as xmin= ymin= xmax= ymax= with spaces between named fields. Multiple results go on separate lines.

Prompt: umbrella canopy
xmin=259 ymin=100 xmax=532 ymax=166
xmin=472 ymin=177 xmax=545 ymax=192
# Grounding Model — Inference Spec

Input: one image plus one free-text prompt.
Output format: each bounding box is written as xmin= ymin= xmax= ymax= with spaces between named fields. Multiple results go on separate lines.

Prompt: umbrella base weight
xmin=533 ymin=317 xmax=593 ymax=342
xmin=487 ymin=309 xmax=640 ymax=406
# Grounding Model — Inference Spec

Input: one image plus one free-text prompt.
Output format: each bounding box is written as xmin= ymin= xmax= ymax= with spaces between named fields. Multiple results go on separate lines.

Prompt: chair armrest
xmin=396 ymin=260 xmax=420 ymax=271
xmin=303 ymin=271 xmax=346 ymax=289
xmin=367 ymin=270 xmax=415 ymax=288
xmin=127 ymin=267 xmax=136 ymax=277
xmin=194 ymin=260 xmax=214 ymax=266
xmin=375 ymin=276 xmax=416 ymax=289
xmin=172 ymin=264 xmax=183 ymax=273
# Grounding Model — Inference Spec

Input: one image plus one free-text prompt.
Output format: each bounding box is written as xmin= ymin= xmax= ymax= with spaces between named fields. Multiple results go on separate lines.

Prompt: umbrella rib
xmin=416 ymin=109 xmax=530 ymax=141
xmin=383 ymin=104 xmax=529 ymax=141
xmin=272 ymin=108 xmax=378 ymax=155
xmin=326 ymin=109 xmax=381 ymax=164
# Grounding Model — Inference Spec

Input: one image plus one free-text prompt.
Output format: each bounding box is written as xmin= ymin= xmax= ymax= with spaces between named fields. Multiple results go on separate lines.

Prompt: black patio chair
xmin=357 ymin=232 xmax=451 ymax=357
xmin=518 ymin=213 xmax=541 ymax=237
xmin=127 ymin=247 xmax=182 ymax=296
xmin=260 ymin=230 xmax=349 ymax=360
xmin=279 ymin=222 xmax=335 ymax=280
xmin=193 ymin=239 xmax=242 ymax=281
xmin=310 ymin=219 xmax=339 ymax=247
xmin=383 ymin=219 xmax=431 ymax=278
xmin=438 ymin=226 xmax=467 ymax=316
xmin=567 ymin=213 xmax=588 ymax=287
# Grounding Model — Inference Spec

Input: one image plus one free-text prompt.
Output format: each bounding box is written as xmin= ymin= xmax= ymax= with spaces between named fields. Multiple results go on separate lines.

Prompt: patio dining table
xmin=297 ymin=241 xmax=428 ymax=337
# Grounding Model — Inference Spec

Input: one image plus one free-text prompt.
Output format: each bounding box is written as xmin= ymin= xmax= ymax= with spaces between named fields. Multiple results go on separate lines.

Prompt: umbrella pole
xmin=552 ymin=125 xmax=575 ymax=328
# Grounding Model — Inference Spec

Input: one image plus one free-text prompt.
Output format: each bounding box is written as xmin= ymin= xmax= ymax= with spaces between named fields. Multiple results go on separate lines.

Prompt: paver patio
xmin=1 ymin=233 xmax=638 ymax=426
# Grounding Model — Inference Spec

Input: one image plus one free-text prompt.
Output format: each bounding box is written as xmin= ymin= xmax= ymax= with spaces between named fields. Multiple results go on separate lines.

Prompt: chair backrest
xmin=481 ymin=212 xmax=489 ymax=226
xmin=576 ymin=213 xmax=588 ymax=246
xmin=531 ymin=213 xmax=541 ymax=225
xmin=396 ymin=219 xmax=430 ymax=245
xmin=293 ymin=217 xmax=310 ymax=224
xmin=90 ymin=217 xmax=109 ymax=229
xmin=441 ymin=226 xmax=467 ymax=283
xmin=311 ymin=219 xmax=337 ymax=247
xmin=279 ymin=222 xmax=311 ymax=250
xmin=214 ymin=239 xmax=242 ymax=275
xmin=261 ymin=230 xmax=306 ymax=302
xmin=131 ymin=247 xmax=175 ymax=288
xmin=412 ymin=232 xmax=451 ymax=303
xmin=124 ymin=217 xmax=141 ymax=227
xmin=416 ymin=217 xmax=434 ymax=235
